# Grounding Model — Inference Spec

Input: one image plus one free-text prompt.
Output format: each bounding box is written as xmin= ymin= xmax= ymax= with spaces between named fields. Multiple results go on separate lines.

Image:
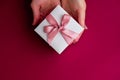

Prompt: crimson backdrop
xmin=0 ymin=0 xmax=120 ymax=80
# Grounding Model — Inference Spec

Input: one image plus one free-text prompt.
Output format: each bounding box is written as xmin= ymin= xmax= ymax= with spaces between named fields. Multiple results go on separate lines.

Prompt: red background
xmin=0 ymin=0 xmax=120 ymax=80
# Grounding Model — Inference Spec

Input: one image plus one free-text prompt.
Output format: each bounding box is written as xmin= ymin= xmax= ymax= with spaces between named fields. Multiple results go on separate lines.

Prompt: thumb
xmin=77 ymin=8 xmax=87 ymax=29
xmin=31 ymin=3 xmax=41 ymax=26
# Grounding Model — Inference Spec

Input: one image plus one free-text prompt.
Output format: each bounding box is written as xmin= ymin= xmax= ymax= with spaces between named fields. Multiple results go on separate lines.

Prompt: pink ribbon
xmin=44 ymin=14 xmax=79 ymax=45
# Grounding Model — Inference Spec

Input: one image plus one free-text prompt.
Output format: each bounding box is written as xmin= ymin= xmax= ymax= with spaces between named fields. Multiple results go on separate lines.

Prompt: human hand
xmin=61 ymin=0 xmax=87 ymax=43
xmin=31 ymin=0 xmax=60 ymax=26
xmin=31 ymin=0 xmax=87 ymax=43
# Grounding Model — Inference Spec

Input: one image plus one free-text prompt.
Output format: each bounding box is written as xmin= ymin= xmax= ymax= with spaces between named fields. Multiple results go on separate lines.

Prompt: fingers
xmin=31 ymin=3 xmax=41 ymax=26
xmin=73 ymin=35 xmax=80 ymax=43
xmin=77 ymin=8 xmax=86 ymax=26
xmin=74 ymin=8 xmax=86 ymax=43
xmin=77 ymin=2 xmax=87 ymax=29
xmin=73 ymin=31 xmax=84 ymax=43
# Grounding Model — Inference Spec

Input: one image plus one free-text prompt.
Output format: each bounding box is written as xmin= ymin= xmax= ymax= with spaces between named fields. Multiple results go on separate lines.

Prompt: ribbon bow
xmin=44 ymin=14 xmax=79 ymax=44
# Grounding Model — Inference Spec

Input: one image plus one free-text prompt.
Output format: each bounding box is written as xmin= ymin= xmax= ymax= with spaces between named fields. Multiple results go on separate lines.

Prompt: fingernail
xmin=73 ymin=40 xmax=77 ymax=44
xmin=84 ymin=25 xmax=88 ymax=29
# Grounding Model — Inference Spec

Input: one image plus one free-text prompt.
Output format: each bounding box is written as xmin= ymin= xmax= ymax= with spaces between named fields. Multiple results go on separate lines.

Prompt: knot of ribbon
xmin=44 ymin=14 xmax=79 ymax=45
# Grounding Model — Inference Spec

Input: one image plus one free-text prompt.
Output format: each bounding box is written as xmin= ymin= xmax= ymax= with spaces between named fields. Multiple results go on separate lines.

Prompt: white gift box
xmin=34 ymin=5 xmax=85 ymax=54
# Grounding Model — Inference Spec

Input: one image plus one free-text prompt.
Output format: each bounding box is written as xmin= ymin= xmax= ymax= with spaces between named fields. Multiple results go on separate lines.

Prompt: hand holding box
xmin=34 ymin=5 xmax=85 ymax=54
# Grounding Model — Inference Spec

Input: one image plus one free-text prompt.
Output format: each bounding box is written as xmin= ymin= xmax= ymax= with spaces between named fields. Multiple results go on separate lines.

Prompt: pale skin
xmin=31 ymin=0 xmax=86 ymax=43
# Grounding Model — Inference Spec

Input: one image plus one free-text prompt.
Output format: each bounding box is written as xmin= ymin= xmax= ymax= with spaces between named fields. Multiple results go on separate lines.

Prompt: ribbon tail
xmin=62 ymin=29 xmax=79 ymax=39
xmin=61 ymin=33 xmax=73 ymax=45
xmin=47 ymin=28 xmax=58 ymax=44
xmin=61 ymin=29 xmax=79 ymax=44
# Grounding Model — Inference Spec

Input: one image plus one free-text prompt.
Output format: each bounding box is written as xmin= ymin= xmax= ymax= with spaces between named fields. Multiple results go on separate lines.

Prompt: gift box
xmin=34 ymin=5 xmax=85 ymax=54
